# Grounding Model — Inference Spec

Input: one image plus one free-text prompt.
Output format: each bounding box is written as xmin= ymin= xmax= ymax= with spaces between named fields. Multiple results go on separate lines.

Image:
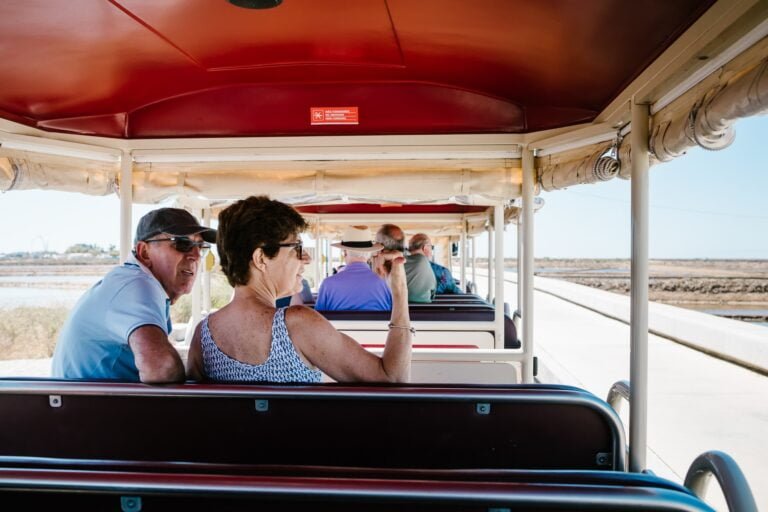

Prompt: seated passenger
xmin=52 ymin=208 xmax=216 ymax=383
xmin=315 ymin=226 xmax=392 ymax=311
xmin=187 ymin=196 xmax=412 ymax=383
xmin=375 ymin=223 xmax=436 ymax=303
xmin=408 ymin=233 xmax=462 ymax=294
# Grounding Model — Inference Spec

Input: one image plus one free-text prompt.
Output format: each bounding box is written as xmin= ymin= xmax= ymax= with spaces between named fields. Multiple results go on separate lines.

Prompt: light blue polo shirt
xmin=51 ymin=254 xmax=171 ymax=381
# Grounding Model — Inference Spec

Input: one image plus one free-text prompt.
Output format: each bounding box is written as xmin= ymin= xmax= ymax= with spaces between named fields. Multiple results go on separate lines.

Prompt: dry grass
xmin=0 ymin=270 xmax=234 ymax=361
xmin=0 ymin=306 xmax=69 ymax=360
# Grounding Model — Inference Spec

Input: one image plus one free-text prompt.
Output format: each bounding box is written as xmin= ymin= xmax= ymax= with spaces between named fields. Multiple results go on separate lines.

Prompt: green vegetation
xmin=65 ymin=243 xmax=118 ymax=257
xmin=0 ymin=306 xmax=69 ymax=360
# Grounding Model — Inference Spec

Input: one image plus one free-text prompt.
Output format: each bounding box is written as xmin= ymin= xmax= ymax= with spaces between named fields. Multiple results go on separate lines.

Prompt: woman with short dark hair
xmin=187 ymin=196 xmax=412 ymax=383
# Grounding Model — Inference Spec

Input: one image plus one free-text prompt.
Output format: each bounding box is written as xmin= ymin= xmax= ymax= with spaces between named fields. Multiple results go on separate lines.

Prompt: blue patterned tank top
xmin=201 ymin=307 xmax=322 ymax=383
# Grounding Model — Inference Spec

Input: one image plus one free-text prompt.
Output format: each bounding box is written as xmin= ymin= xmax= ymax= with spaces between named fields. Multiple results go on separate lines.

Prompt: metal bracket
xmin=596 ymin=452 xmax=612 ymax=467
xmin=121 ymin=496 xmax=142 ymax=512
xmin=255 ymin=399 xmax=269 ymax=412
xmin=476 ymin=403 xmax=491 ymax=415
xmin=49 ymin=395 xmax=62 ymax=408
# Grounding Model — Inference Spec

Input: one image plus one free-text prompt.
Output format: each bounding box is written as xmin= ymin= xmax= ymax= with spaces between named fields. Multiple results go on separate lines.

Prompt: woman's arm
xmin=287 ymin=251 xmax=412 ymax=382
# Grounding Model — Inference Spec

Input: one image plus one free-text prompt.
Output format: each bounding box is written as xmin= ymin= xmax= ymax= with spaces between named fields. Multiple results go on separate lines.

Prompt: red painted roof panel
xmin=0 ymin=0 xmax=716 ymax=138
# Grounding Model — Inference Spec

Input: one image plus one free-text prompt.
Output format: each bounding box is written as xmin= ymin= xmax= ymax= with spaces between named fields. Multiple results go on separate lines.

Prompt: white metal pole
xmin=487 ymin=225 xmax=494 ymax=303
xmin=190 ymin=208 xmax=203 ymax=330
xmin=119 ymin=151 xmax=133 ymax=263
xmin=202 ymin=207 xmax=212 ymax=313
xmin=471 ymin=236 xmax=477 ymax=294
xmin=517 ymin=219 xmax=523 ymax=313
xmin=313 ymin=233 xmax=322 ymax=291
xmin=630 ymin=100 xmax=650 ymax=473
xmin=493 ymin=204 xmax=505 ymax=350
xmin=459 ymin=231 xmax=467 ymax=291
xmin=521 ymin=147 xmax=535 ymax=383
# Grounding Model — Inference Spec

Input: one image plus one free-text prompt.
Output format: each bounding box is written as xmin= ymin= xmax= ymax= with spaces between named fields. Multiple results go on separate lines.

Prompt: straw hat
xmin=331 ymin=225 xmax=383 ymax=253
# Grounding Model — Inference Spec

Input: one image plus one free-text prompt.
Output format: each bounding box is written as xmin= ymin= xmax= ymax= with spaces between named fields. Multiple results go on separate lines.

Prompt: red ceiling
xmin=0 ymin=0 xmax=714 ymax=139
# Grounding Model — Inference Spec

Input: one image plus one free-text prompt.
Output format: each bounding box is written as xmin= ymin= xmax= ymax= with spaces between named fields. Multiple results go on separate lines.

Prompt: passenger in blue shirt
xmin=51 ymin=208 xmax=216 ymax=383
xmin=315 ymin=226 xmax=392 ymax=311
xmin=408 ymin=233 xmax=462 ymax=294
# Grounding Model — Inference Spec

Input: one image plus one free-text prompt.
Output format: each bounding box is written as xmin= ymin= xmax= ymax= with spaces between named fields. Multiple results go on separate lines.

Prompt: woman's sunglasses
xmin=145 ymin=236 xmax=211 ymax=253
xmin=276 ymin=241 xmax=303 ymax=259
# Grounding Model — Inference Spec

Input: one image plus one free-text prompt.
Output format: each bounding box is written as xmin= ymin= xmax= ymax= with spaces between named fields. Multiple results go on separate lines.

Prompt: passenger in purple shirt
xmin=315 ymin=226 xmax=392 ymax=311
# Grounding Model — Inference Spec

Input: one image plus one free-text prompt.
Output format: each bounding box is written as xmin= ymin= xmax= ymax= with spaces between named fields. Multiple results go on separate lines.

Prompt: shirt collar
xmin=124 ymin=252 xmax=170 ymax=300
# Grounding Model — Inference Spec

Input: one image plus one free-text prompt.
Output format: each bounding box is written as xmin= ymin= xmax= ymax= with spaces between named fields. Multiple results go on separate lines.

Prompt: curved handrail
xmin=683 ymin=450 xmax=758 ymax=512
xmin=606 ymin=379 xmax=630 ymax=414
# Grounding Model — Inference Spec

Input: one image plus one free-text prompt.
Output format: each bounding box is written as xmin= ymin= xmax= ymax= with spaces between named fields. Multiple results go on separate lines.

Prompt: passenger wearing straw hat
xmin=315 ymin=226 xmax=392 ymax=311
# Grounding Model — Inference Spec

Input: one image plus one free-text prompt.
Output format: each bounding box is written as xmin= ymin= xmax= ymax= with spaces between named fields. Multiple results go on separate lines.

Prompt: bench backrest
xmin=320 ymin=308 xmax=519 ymax=349
xmin=0 ymin=466 xmax=713 ymax=511
xmin=0 ymin=381 xmax=623 ymax=471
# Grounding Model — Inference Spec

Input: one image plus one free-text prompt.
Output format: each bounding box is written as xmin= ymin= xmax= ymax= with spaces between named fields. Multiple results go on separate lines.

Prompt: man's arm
xmin=128 ymin=325 xmax=185 ymax=384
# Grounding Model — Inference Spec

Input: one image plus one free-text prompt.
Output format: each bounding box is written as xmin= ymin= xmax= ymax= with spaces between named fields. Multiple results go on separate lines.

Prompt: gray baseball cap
xmin=135 ymin=208 xmax=217 ymax=244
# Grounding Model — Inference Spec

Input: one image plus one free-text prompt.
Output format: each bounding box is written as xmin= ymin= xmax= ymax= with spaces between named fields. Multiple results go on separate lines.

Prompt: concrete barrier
xmin=509 ymin=272 xmax=768 ymax=375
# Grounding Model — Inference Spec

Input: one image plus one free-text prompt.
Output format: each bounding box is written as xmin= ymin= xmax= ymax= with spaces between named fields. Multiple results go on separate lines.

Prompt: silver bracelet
xmin=388 ymin=323 xmax=416 ymax=335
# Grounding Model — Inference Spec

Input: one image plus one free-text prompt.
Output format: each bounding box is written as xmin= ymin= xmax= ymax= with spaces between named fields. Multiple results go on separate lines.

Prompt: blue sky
xmin=1 ymin=115 xmax=766 ymax=258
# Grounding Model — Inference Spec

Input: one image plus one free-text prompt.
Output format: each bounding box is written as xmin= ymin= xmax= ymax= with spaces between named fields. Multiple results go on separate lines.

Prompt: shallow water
xmin=0 ymin=275 xmax=98 ymax=284
xmin=0 ymin=286 xmax=87 ymax=308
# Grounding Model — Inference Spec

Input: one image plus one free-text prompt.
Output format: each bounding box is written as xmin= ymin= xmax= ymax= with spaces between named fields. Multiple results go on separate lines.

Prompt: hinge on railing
xmin=121 ymin=496 xmax=142 ymax=512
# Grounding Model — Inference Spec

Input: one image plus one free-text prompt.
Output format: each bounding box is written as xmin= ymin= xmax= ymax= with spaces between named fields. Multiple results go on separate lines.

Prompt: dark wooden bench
xmin=0 ymin=466 xmax=713 ymax=511
xmin=0 ymin=381 xmax=622 ymax=471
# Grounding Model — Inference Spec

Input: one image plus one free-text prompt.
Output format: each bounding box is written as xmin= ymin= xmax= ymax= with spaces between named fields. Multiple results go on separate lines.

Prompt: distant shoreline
xmin=2 ymin=258 xmax=766 ymax=317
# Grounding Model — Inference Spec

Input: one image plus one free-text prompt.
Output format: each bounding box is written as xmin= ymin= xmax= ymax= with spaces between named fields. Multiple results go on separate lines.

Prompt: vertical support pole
xmin=630 ymin=101 xmax=650 ymax=472
xmin=325 ymin=238 xmax=332 ymax=277
xmin=313 ymin=230 xmax=321 ymax=291
xmin=459 ymin=231 xmax=467 ymax=291
xmin=493 ymin=204 xmax=505 ymax=350
xmin=517 ymin=219 xmax=523 ymax=313
xmin=119 ymin=151 xmax=133 ymax=263
xmin=486 ymin=225 xmax=494 ymax=303
xmin=471 ymin=236 xmax=477 ymax=294
xmin=190 ymin=208 xmax=203 ymax=331
xmin=521 ymin=147 xmax=535 ymax=383
xmin=202 ymin=207 xmax=212 ymax=313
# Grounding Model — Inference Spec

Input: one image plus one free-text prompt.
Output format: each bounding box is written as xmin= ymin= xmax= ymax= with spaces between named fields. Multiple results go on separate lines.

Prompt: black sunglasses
xmin=261 ymin=241 xmax=303 ymax=259
xmin=277 ymin=241 xmax=303 ymax=259
xmin=145 ymin=236 xmax=211 ymax=253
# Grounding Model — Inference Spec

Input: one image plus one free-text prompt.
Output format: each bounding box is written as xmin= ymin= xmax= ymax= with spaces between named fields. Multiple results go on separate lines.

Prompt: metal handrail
xmin=606 ymin=379 xmax=631 ymax=414
xmin=683 ymin=450 xmax=758 ymax=512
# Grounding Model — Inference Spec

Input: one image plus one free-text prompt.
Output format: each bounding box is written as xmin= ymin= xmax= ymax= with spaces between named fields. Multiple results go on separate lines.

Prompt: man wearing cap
xmin=315 ymin=226 xmax=392 ymax=311
xmin=51 ymin=208 xmax=216 ymax=383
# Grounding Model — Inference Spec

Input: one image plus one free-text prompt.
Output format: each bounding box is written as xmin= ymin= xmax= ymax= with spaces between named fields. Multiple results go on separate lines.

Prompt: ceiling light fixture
xmin=228 ymin=0 xmax=282 ymax=9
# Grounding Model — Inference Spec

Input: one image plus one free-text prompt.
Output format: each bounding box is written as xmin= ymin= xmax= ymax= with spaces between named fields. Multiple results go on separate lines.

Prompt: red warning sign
xmin=311 ymin=107 xmax=359 ymax=125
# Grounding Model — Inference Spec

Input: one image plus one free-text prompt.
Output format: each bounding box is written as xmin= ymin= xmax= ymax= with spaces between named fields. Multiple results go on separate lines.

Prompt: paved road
xmin=476 ymin=274 xmax=767 ymax=511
